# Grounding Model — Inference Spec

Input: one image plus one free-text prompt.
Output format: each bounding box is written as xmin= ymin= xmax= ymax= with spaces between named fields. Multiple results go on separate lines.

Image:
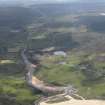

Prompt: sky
xmin=0 ymin=0 xmax=105 ymax=5
xmin=0 ymin=0 xmax=77 ymax=2
xmin=0 ymin=0 xmax=79 ymax=6
xmin=1 ymin=0 xmax=105 ymax=2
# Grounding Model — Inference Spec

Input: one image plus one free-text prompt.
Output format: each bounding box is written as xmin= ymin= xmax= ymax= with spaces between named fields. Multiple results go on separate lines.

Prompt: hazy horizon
xmin=1 ymin=0 xmax=105 ymax=6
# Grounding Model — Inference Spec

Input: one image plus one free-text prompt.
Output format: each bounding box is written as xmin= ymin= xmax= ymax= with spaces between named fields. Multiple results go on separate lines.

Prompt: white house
xmin=54 ymin=51 xmax=67 ymax=57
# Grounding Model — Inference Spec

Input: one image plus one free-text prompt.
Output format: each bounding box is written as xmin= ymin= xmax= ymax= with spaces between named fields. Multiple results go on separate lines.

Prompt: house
xmin=8 ymin=48 xmax=20 ymax=53
xmin=54 ymin=51 xmax=67 ymax=57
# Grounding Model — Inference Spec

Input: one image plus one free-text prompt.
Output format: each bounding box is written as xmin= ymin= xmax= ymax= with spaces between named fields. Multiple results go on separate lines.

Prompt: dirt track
xmin=40 ymin=99 xmax=105 ymax=105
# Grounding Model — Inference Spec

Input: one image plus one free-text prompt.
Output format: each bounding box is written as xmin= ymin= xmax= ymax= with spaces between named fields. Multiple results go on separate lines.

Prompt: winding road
xmin=21 ymin=49 xmax=85 ymax=102
xmin=21 ymin=49 xmax=68 ymax=93
xmin=21 ymin=49 xmax=105 ymax=105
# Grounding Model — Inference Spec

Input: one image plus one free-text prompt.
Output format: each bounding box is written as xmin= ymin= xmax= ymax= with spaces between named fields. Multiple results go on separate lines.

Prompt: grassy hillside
xmin=36 ymin=51 xmax=105 ymax=99
xmin=0 ymin=55 xmax=40 ymax=105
